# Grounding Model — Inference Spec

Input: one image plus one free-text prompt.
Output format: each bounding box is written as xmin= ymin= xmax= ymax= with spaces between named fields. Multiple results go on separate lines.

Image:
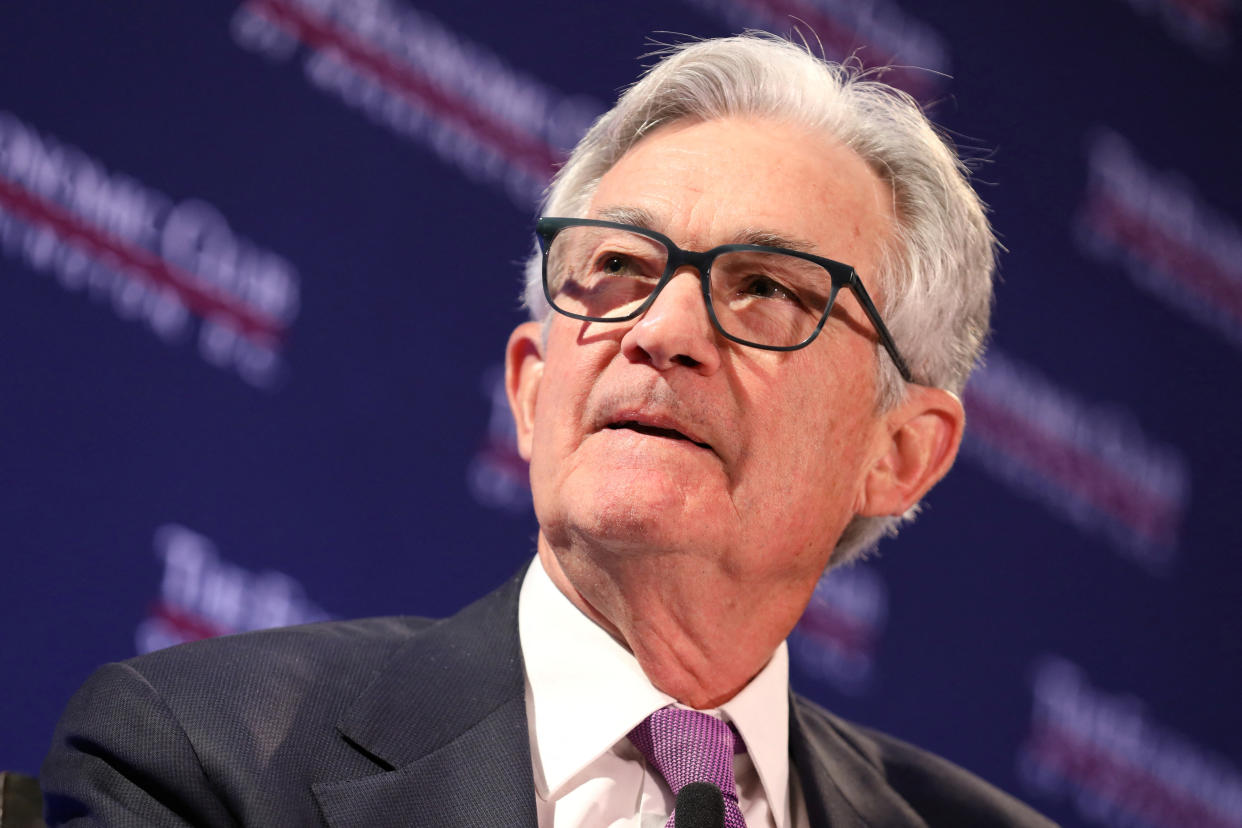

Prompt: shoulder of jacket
xmin=792 ymin=694 xmax=1059 ymax=827
xmin=108 ymin=615 xmax=434 ymax=712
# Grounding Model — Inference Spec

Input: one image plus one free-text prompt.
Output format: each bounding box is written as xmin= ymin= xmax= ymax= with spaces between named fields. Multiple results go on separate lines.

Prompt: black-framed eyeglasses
xmin=536 ymin=217 xmax=913 ymax=382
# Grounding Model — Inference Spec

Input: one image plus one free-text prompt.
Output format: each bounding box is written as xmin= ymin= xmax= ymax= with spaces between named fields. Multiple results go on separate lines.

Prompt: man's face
xmin=512 ymin=116 xmax=897 ymax=592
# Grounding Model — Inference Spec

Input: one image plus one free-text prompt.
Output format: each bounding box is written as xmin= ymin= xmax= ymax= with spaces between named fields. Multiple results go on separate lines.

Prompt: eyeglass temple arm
xmin=847 ymin=272 xmax=914 ymax=383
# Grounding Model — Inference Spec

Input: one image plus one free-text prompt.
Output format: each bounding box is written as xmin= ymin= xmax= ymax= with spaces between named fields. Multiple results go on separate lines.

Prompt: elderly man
xmin=43 ymin=35 xmax=1053 ymax=827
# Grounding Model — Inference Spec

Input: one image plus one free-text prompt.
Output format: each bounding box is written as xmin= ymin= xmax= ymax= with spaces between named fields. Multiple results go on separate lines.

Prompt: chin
xmin=588 ymin=495 xmax=681 ymax=547
xmin=531 ymin=443 xmax=731 ymax=549
xmin=561 ymin=484 xmax=724 ymax=558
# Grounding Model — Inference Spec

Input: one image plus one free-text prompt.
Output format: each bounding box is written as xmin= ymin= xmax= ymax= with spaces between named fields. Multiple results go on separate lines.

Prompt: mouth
xmin=606 ymin=420 xmax=712 ymax=451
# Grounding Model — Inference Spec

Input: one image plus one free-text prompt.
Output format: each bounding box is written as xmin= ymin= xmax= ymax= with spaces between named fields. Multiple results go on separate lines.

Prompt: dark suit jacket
xmin=42 ymin=572 xmax=1055 ymax=827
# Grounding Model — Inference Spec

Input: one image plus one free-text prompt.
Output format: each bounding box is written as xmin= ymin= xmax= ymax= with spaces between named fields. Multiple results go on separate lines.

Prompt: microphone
xmin=674 ymin=781 xmax=725 ymax=828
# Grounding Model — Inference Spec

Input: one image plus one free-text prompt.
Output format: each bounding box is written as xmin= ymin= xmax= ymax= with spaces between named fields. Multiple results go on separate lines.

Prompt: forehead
xmin=587 ymin=117 xmax=895 ymax=273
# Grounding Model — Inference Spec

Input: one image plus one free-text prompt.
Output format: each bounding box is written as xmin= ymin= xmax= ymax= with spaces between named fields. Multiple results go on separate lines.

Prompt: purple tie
xmin=628 ymin=707 xmax=748 ymax=828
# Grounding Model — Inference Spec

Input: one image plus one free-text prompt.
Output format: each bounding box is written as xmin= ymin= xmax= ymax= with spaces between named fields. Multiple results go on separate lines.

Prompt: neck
xmin=537 ymin=536 xmax=809 ymax=709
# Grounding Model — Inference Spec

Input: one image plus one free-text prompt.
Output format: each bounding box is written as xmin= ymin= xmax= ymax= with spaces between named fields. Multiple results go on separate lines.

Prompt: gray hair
xmin=522 ymin=34 xmax=996 ymax=567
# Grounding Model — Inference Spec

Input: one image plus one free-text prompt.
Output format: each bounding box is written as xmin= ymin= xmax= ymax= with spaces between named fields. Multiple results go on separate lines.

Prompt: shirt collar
xmin=519 ymin=554 xmax=792 ymax=826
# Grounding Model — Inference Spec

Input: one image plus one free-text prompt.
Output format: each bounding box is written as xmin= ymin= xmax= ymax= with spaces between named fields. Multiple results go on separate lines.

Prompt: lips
xmin=605 ymin=418 xmax=712 ymax=450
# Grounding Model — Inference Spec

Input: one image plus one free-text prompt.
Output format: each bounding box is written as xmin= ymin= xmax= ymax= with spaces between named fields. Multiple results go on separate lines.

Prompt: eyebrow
xmin=593 ymin=205 xmax=819 ymax=254
xmin=735 ymin=229 xmax=817 ymax=254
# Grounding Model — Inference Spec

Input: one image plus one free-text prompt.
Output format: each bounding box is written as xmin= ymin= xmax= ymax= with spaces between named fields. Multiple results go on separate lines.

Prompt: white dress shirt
xmin=519 ymin=555 xmax=810 ymax=828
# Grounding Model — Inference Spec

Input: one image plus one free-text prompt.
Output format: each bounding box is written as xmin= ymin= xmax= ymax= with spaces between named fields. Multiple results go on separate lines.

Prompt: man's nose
xmin=619 ymin=269 xmax=722 ymax=374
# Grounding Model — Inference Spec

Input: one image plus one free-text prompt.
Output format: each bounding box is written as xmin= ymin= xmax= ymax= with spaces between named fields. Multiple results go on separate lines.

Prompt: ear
xmin=856 ymin=386 xmax=966 ymax=517
xmin=505 ymin=321 xmax=545 ymax=462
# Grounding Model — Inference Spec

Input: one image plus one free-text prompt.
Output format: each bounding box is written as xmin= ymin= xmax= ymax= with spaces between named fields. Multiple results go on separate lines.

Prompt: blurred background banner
xmin=3 ymin=2 xmax=1240 ymax=825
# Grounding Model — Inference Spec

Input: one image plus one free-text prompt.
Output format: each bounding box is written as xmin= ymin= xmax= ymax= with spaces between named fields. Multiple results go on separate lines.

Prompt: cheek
xmin=742 ymin=362 xmax=877 ymax=509
xmin=527 ymin=390 xmax=578 ymax=537
xmin=528 ymin=383 xmax=573 ymax=486
xmin=527 ymin=352 xmax=599 ymax=482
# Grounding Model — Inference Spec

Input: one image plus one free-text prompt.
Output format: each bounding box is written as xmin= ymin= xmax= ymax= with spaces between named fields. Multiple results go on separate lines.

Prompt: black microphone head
xmin=674 ymin=781 xmax=726 ymax=828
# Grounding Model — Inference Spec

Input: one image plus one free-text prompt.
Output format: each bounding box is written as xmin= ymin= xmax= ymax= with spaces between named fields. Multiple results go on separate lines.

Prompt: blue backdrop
xmin=4 ymin=2 xmax=1241 ymax=826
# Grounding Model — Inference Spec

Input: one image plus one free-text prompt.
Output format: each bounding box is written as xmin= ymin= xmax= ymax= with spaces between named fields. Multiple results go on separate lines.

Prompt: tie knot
xmin=628 ymin=707 xmax=739 ymax=799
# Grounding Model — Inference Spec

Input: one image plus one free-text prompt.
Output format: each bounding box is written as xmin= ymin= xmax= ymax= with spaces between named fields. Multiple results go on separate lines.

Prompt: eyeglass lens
xmin=545 ymin=224 xmax=837 ymax=349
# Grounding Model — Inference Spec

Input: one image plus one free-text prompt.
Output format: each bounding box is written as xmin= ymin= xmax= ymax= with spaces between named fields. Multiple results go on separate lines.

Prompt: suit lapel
xmin=313 ymin=570 xmax=539 ymax=828
xmin=789 ymin=695 xmax=927 ymax=828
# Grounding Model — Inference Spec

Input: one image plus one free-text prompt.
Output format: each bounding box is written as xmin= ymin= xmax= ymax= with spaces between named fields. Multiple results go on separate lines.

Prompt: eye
xmin=592 ymin=250 xmax=655 ymax=279
xmin=601 ymin=253 xmax=632 ymax=274
xmin=741 ymin=274 xmax=798 ymax=302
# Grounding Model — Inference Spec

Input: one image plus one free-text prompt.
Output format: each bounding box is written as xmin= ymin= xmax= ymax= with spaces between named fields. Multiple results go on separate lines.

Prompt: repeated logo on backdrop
xmin=0 ymin=111 xmax=300 ymax=388
xmin=1116 ymin=0 xmax=1235 ymax=58
xmin=231 ymin=0 xmax=602 ymax=205
xmin=683 ymin=0 xmax=950 ymax=98
xmin=961 ymin=348 xmax=1189 ymax=574
xmin=1077 ymin=128 xmax=1242 ymax=349
xmin=135 ymin=524 xmax=333 ymax=654
xmin=789 ymin=563 xmax=889 ymax=695
xmin=1019 ymin=656 xmax=1242 ymax=828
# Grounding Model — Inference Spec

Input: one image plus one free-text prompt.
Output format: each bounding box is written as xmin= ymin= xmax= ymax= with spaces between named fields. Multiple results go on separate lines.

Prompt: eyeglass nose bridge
xmin=621 ymin=248 xmax=725 ymax=347
xmin=641 ymin=246 xmax=725 ymax=330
